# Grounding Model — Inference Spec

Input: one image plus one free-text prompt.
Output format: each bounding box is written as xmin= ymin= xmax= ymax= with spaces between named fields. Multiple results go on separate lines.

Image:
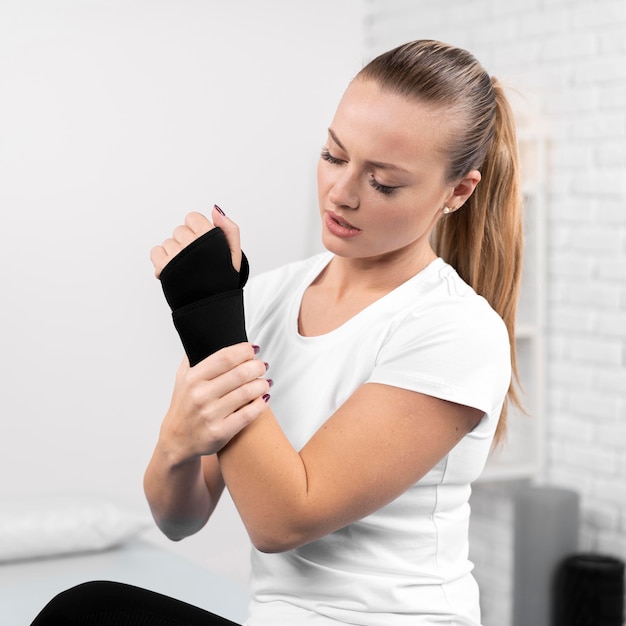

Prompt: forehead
xmin=331 ymin=79 xmax=452 ymax=167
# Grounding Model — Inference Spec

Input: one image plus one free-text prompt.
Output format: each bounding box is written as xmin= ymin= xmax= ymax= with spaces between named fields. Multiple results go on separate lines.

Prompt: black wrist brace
xmin=159 ymin=228 xmax=249 ymax=366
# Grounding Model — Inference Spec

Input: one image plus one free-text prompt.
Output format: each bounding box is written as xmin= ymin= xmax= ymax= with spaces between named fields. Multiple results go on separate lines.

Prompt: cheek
xmin=377 ymin=202 xmax=439 ymax=241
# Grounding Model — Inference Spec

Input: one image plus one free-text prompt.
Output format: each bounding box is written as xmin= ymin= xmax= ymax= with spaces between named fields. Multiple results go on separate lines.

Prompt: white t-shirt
xmin=242 ymin=252 xmax=511 ymax=626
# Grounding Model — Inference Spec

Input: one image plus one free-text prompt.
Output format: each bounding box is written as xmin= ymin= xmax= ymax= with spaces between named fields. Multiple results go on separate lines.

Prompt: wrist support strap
xmin=159 ymin=227 xmax=249 ymax=309
xmin=159 ymin=228 xmax=249 ymax=366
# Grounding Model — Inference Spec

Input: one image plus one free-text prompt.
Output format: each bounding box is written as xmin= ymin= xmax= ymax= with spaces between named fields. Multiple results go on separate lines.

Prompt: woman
xmin=32 ymin=39 xmax=523 ymax=625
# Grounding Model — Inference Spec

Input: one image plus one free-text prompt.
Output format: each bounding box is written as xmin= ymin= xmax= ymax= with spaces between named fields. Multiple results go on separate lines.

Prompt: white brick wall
xmin=364 ymin=0 xmax=626 ymax=624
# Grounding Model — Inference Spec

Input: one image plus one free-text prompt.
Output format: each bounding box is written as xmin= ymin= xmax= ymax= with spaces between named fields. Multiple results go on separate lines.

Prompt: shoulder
xmin=387 ymin=259 xmax=508 ymax=348
xmin=436 ymin=264 xmax=508 ymax=344
xmin=371 ymin=260 xmax=511 ymax=414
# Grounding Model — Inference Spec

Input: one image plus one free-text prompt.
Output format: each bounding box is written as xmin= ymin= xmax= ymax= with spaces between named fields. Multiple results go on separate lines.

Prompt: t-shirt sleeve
xmin=366 ymin=297 xmax=512 ymax=418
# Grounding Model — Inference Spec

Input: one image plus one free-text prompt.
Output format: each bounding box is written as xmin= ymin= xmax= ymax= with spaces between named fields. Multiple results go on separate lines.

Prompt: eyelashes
xmin=320 ymin=148 xmax=397 ymax=196
xmin=320 ymin=148 xmax=344 ymax=166
xmin=368 ymin=177 xmax=396 ymax=196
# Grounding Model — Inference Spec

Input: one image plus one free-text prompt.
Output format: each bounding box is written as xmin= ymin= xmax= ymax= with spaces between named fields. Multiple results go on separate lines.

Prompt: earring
xmin=443 ymin=206 xmax=452 ymax=214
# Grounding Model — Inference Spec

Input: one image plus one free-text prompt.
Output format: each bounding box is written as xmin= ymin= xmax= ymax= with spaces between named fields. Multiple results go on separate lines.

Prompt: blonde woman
xmin=33 ymin=39 xmax=523 ymax=626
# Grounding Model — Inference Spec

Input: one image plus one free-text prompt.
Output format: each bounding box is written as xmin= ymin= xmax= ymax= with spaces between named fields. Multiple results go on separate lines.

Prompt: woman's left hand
xmin=159 ymin=344 xmax=270 ymax=465
xmin=150 ymin=205 xmax=243 ymax=278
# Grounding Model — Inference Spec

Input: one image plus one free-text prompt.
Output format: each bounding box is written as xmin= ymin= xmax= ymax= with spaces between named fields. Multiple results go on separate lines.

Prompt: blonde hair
xmin=358 ymin=40 xmax=523 ymax=444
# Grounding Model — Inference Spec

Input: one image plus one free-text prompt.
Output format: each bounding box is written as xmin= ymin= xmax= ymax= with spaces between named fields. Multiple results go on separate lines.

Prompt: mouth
xmin=333 ymin=215 xmax=358 ymax=229
xmin=325 ymin=211 xmax=362 ymax=238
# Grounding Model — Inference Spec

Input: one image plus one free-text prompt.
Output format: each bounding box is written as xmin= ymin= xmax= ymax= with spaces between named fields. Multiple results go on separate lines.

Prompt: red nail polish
xmin=263 ymin=394 xmax=271 ymax=403
xmin=267 ymin=379 xmax=274 ymax=388
xmin=252 ymin=345 xmax=261 ymax=355
xmin=214 ymin=204 xmax=226 ymax=216
xmin=264 ymin=362 xmax=270 ymax=371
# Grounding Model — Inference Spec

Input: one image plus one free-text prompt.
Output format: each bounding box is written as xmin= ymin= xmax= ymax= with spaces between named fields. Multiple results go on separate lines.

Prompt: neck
xmin=322 ymin=245 xmax=437 ymax=298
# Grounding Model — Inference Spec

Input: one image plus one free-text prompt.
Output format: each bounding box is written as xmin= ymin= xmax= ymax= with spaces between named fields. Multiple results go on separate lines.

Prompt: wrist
xmin=155 ymin=423 xmax=201 ymax=471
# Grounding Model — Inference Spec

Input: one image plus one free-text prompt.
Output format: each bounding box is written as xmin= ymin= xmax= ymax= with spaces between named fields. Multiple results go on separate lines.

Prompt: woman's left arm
xmin=151 ymin=210 xmax=482 ymax=553
xmin=217 ymin=382 xmax=483 ymax=553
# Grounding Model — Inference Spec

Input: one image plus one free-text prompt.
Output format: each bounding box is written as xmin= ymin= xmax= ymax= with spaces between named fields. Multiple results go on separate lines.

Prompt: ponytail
xmin=432 ymin=79 xmax=524 ymax=444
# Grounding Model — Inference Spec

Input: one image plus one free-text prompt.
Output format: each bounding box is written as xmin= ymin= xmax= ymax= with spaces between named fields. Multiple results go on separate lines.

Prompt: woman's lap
xmin=30 ymin=580 xmax=241 ymax=626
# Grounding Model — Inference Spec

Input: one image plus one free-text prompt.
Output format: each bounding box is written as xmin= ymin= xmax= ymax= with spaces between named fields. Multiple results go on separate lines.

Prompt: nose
xmin=328 ymin=167 xmax=359 ymax=210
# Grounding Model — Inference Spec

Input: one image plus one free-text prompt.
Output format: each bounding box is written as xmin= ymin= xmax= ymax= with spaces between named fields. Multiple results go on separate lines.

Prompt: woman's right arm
xmin=143 ymin=345 xmax=270 ymax=541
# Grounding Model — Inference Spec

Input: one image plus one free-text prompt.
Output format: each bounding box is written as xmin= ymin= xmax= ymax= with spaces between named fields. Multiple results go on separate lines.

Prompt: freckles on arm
xmin=217 ymin=383 xmax=482 ymax=553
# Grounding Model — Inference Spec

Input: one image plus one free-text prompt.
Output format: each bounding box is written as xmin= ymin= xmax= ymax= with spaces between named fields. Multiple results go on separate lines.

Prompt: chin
xmin=320 ymin=231 xmax=359 ymax=258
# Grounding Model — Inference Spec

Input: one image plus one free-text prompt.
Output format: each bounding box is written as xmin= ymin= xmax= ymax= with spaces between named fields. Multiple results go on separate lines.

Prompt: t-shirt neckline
xmin=291 ymin=253 xmax=445 ymax=343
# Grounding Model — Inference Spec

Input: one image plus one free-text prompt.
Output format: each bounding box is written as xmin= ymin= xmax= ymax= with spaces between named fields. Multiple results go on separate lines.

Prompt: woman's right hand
xmin=150 ymin=207 xmax=243 ymax=279
xmin=157 ymin=343 xmax=271 ymax=467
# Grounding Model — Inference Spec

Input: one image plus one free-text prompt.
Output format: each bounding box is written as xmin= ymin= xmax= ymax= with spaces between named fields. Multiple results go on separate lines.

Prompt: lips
xmin=332 ymin=214 xmax=358 ymax=229
xmin=324 ymin=211 xmax=362 ymax=239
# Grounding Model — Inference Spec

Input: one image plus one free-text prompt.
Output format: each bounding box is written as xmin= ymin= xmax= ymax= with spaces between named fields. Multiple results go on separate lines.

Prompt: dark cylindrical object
xmin=553 ymin=553 xmax=624 ymax=626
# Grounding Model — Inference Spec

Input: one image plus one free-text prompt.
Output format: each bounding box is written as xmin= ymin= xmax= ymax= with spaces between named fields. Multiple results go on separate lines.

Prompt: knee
xmin=31 ymin=581 xmax=121 ymax=625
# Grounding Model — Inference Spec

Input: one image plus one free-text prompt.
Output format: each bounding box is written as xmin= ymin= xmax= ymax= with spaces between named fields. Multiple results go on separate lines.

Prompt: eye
xmin=320 ymin=148 xmax=345 ymax=165
xmin=369 ymin=176 xmax=397 ymax=195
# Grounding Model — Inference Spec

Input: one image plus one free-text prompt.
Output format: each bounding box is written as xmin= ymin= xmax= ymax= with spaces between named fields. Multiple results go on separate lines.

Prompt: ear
xmin=446 ymin=169 xmax=481 ymax=209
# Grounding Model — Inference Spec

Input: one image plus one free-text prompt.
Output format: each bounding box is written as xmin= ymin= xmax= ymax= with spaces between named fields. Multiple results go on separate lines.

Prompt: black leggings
xmin=30 ymin=581 xmax=242 ymax=625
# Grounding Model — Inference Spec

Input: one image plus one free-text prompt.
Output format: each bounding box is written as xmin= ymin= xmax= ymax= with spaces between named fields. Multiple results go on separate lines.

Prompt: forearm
xmin=217 ymin=407 xmax=314 ymax=553
xmin=143 ymin=345 xmax=268 ymax=543
xmin=147 ymin=213 xmax=268 ymax=540
xmin=216 ymin=384 xmax=465 ymax=555
xmin=144 ymin=440 xmax=220 ymax=541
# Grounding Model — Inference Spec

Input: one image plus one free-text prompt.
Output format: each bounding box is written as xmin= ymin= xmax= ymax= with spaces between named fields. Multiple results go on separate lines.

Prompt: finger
xmin=172 ymin=224 xmax=197 ymax=247
xmin=192 ymin=343 xmax=260 ymax=380
xmin=215 ymin=375 xmax=271 ymax=416
xmin=222 ymin=394 xmax=270 ymax=438
xmin=149 ymin=245 xmax=169 ymax=277
xmin=185 ymin=211 xmax=214 ymax=236
xmin=209 ymin=357 xmax=269 ymax=401
xmin=150 ymin=237 xmax=184 ymax=277
xmin=161 ymin=237 xmax=184 ymax=257
xmin=200 ymin=394 xmax=269 ymax=455
xmin=182 ymin=358 xmax=267 ymax=424
xmin=212 ymin=205 xmax=243 ymax=272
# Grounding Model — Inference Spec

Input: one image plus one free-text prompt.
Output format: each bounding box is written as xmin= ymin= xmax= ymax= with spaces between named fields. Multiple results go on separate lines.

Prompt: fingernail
xmin=263 ymin=394 xmax=271 ymax=403
xmin=264 ymin=362 xmax=270 ymax=371
xmin=267 ymin=379 xmax=274 ymax=388
xmin=214 ymin=204 xmax=226 ymax=216
xmin=252 ymin=345 xmax=261 ymax=355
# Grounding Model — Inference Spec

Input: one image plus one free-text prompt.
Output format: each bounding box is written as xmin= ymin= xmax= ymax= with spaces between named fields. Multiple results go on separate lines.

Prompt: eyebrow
xmin=328 ymin=128 xmax=411 ymax=174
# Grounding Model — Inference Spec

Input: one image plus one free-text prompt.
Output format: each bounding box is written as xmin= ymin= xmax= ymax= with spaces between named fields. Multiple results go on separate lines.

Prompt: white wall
xmin=0 ymin=0 xmax=364 ymax=581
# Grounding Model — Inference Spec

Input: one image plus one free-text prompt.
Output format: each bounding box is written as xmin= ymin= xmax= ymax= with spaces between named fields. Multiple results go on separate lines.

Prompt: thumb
xmin=212 ymin=204 xmax=243 ymax=273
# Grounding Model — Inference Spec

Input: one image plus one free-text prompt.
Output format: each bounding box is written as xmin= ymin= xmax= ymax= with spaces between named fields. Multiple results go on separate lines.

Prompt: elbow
xmin=159 ymin=524 xmax=193 ymax=543
xmin=252 ymin=537 xmax=289 ymax=554
xmin=152 ymin=513 xmax=209 ymax=543
xmin=248 ymin=523 xmax=317 ymax=554
xmin=251 ymin=536 xmax=297 ymax=554
xmin=244 ymin=500 xmax=335 ymax=553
